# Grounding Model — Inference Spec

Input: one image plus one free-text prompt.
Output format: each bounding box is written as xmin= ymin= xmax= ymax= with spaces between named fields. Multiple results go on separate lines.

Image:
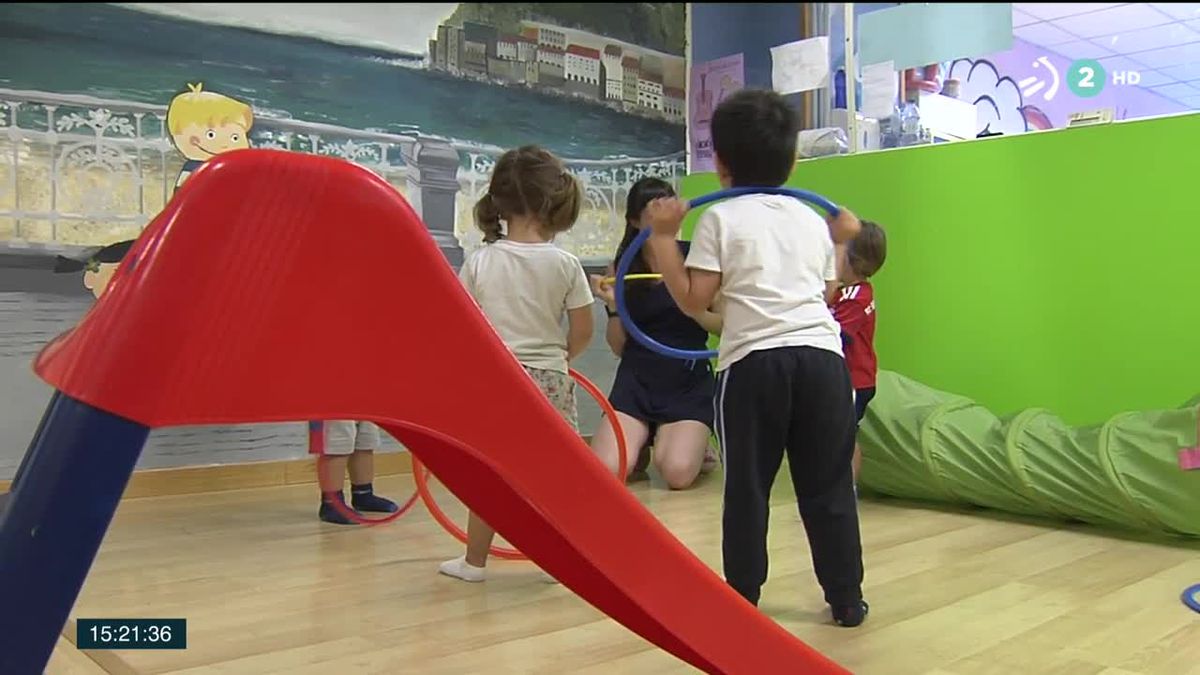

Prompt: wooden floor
xmin=49 ymin=470 xmax=1200 ymax=675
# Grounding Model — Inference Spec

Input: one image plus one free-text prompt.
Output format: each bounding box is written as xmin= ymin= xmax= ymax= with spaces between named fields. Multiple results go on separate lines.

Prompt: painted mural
xmin=0 ymin=2 xmax=685 ymax=478
xmin=166 ymin=83 xmax=255 ymax=189
xmin=52 ymin=239 xmax=136 ymax=299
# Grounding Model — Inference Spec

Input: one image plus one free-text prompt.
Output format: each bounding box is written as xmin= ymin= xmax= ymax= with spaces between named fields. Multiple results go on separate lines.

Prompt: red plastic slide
xmin=33 ymin=149 xmax=846 ymax=674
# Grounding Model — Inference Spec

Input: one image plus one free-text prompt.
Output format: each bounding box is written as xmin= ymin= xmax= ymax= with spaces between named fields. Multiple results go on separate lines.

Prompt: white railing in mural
xmin=0 ymin=88 xmax=684 ymax=265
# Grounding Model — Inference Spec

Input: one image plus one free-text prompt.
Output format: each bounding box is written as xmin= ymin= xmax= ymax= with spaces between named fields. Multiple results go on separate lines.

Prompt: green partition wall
xmin=679 ymin=116 xmax=1200 ymax=537
xmin=680 ymin=114 xmax=1200 ymax=426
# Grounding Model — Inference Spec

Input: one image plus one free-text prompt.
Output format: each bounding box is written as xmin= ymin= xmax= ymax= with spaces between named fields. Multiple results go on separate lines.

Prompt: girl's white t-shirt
xmin=460 ymin=240 xmax=593 ymax=374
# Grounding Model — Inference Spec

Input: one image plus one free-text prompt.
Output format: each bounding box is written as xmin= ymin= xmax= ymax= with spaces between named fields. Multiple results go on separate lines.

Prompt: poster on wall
xmin=769 ymin=37 xmax=830 ymax=95
xmin=688 ymin=53 xmax=745 ymax=173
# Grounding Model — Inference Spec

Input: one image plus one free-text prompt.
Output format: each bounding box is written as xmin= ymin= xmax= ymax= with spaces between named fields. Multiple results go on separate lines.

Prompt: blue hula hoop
xmin=1184 ymin=583 xmax=1200 ymax=613
xmin=614 ymin=186 xmax=841 ymax=361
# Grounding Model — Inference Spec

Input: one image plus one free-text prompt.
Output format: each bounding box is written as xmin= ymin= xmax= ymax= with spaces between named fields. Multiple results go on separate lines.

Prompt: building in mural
xmin=622 ymin=56 xmax=642 ymax=109
xmin=602 ymin=45 xmax=624 ymax=101
xmin=428 ymin=16 xmax=686 ymax=124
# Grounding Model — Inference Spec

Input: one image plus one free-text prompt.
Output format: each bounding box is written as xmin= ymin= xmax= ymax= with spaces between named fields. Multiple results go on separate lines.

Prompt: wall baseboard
xmin=0 ymin=452 xmax=413 ymax=500
xmin=2 ymin=436 xmax=596 ymax=500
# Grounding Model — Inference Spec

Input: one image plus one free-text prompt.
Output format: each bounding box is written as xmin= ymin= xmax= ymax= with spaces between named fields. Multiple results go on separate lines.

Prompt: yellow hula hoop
xmin=601 ymin=273 xmax=662 ymax=284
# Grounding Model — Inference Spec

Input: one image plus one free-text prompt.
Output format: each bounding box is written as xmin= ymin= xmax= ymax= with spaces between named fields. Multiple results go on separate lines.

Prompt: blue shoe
xmin=319 ymin=492 xmax=359 ymax=525
xmin=351 ymin=492 xmax=398 ymax=513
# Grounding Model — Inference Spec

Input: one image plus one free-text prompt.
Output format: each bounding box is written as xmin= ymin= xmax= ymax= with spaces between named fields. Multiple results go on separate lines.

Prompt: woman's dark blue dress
xmin=609 ymin=242 xmax=715 ymax=431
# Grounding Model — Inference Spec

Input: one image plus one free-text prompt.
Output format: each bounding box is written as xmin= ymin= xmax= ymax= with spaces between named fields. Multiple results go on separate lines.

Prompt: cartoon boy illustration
xmin=54 ymin=239 xmax=136 ymax=299
xmin=166 ymin=83 xmax=254 ymax=190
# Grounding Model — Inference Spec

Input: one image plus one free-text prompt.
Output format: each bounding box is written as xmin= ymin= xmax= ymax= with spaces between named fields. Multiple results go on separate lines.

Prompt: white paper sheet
xmin=861 ymin=61 xmax=898 ymax=119
xmin=769 ymin=36 xmax=830 ymax=94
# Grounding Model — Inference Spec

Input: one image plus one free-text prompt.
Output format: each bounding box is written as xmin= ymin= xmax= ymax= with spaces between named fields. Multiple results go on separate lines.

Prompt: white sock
xmin=439 ymin=556 xmax=486 ymax=582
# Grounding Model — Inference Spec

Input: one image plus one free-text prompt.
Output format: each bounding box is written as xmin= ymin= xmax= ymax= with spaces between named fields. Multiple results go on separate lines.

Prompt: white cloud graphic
xmin=947 ymin=58 xmax=1028 ymax=137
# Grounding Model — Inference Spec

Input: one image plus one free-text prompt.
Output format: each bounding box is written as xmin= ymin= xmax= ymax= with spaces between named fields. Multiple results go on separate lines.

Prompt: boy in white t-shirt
xmin=644 ymin=89 xmax=869 ymax=627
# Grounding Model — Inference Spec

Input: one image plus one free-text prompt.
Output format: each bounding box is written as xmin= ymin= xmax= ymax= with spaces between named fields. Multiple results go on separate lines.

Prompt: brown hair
xmin=847 ymin=220 xmax=887 ymax=278
xmin=474 ymin=145 xmax=581 ymax=243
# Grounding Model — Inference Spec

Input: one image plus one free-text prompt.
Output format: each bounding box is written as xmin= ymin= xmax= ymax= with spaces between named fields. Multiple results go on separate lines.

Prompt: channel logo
xmin=1019 ymin=56 xmax=1060 ymax=101
xmin=1066 ymin=59 xmax=1142 ymax=98
xmin=1022 ymin=58 xmax=1143 ymax=101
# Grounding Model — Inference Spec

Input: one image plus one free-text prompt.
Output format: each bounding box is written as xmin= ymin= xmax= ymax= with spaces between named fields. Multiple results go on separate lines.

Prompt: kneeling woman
xmin=591 ymin=178 xmax=721 ymax=489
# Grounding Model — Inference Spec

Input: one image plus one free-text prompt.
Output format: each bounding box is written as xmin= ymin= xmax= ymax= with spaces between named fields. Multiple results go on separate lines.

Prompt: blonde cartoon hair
xmin=166 ymin=83 xmax=253 ymax=135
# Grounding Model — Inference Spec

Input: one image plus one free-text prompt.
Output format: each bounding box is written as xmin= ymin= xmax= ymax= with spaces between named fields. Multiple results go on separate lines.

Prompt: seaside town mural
xmin=427 ymin=18 xmax=686 ymax=125
xmin=0 ymin=2 xmax=686 ymax=479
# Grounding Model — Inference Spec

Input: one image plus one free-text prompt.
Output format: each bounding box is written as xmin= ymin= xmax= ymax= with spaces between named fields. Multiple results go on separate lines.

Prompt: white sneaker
xmin=439 ymin=556 xmax=486 ymax=583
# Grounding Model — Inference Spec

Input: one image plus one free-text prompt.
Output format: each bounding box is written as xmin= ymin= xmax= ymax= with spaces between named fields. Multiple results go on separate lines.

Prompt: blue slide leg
xmin=0 ymin=392 xmax=149 ymax=674
xmin=5 ymin=388 xmax=63 ymax=493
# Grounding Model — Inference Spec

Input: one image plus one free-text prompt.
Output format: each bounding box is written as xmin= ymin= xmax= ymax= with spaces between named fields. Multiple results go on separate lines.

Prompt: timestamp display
xmin=77 ymin=619 xmax=187 ymax=650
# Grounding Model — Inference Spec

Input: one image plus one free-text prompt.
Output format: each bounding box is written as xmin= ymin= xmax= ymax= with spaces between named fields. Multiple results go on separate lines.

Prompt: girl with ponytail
xmin=440 ymin=145 xmax=594 ymax=584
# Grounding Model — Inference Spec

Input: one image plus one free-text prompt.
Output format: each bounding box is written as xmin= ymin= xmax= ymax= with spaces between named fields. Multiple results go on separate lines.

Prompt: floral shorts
xmin=525 ymin=366 xmax=579 ymax=432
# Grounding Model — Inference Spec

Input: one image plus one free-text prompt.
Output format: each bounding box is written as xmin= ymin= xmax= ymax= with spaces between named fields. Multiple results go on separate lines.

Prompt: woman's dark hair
xmin=474 ymin=145 xmax=581 ymax=243
xmin=612 ymin=177 xmax=676 ymax=276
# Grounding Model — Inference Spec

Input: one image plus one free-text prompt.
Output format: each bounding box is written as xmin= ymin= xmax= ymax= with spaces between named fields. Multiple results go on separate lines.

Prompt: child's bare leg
xmin=347 ymin=448 xmax=398 ymax=513
xmin=319 ymin=455 xmax=348 ymax=494
xmin=319 ymin=421 xmax=357 ymax=514
xmin=317 ymin=443 xmax=357 ymax=525
xmin=440 ymin=511 xmax=494 ymax=582
xmin=465 ymin=512 xmax=496 ymax=567
xmin=348 ymin=448 xmax=374 ymax=484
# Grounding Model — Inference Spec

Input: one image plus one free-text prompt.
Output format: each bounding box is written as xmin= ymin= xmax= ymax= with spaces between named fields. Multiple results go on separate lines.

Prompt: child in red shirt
xmin=832 ymin=221 xmax=887 ymax=480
